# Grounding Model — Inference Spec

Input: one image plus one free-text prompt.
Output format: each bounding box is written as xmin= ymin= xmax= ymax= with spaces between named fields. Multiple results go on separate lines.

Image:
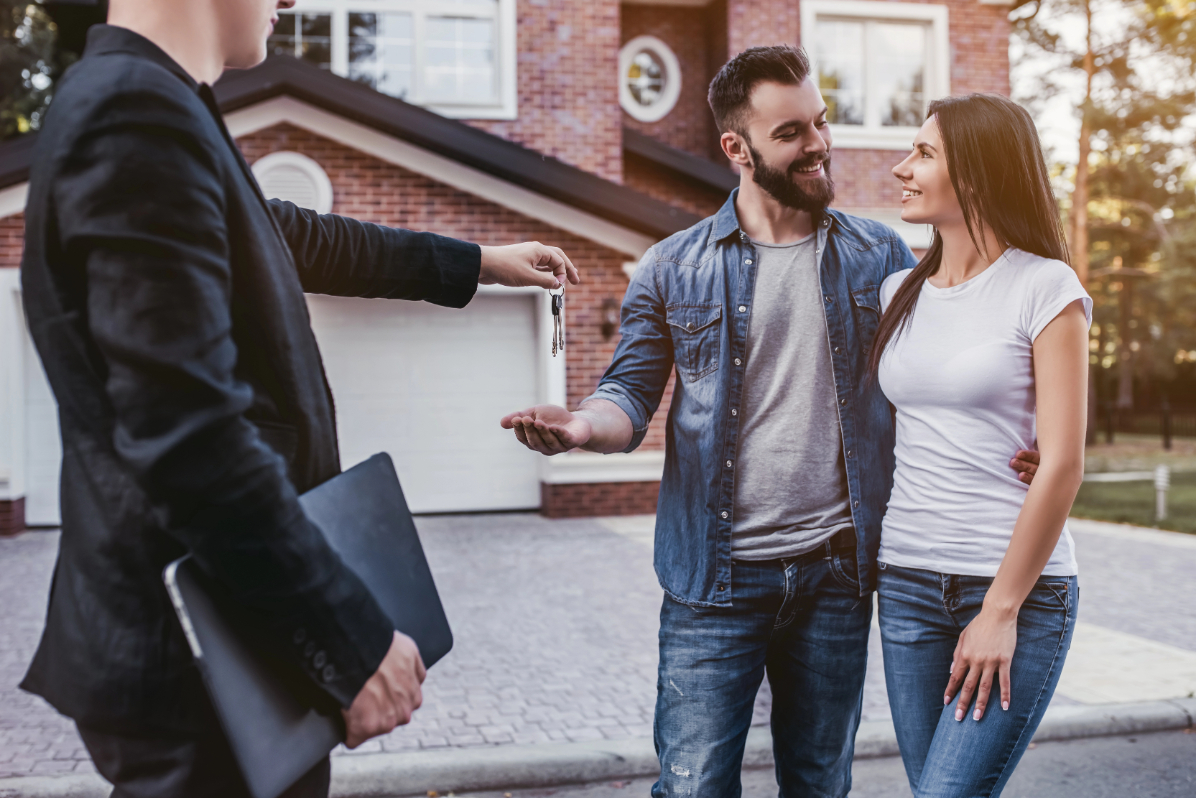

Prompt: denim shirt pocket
xmin=666 ymin=303 xmax=722 ymax=382
xmin=850 ymin=285 xmax=881 ymax=355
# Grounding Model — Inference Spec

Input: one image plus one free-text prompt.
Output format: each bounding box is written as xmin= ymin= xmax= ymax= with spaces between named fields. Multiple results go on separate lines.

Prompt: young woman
xmin=873 ymin=93 xmax=1090 ymax=797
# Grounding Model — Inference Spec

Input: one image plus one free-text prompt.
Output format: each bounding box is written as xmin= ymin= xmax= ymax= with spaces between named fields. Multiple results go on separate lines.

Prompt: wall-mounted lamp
xmin=601 ymin=298 xmax=620 ymax=341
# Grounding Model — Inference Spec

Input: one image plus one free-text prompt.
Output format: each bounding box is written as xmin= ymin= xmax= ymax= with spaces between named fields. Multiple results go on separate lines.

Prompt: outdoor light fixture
xmin=601 ymin=298 xmax=620 ymax=341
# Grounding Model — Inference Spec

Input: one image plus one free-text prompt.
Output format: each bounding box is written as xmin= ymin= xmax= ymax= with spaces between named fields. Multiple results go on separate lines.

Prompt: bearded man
xmin=500 ymin=45 xmax=1040 ymax=796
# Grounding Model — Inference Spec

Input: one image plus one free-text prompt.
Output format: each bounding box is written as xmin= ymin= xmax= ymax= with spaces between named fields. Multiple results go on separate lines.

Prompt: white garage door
xmin=307 ymin=291 xmax=542 ymax=513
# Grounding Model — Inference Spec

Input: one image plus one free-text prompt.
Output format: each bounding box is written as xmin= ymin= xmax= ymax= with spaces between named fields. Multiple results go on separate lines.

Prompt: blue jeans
xmin=877 ymin=562 xmax=1078 ymax=797
xmin=652 ymin=540 xmax=872 ymax=798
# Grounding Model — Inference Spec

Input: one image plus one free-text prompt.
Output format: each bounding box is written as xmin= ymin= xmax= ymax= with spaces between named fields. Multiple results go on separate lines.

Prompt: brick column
xmin=0 ymin=498 xmax=24 ymax=537
xmin=727 ymin=0 xmax=802 ymax=55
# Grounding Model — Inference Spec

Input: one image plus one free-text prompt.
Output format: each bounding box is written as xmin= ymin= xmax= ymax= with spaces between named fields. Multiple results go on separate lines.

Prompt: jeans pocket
xmin=830 ymin=548 xmax=861 ymax=592
xmin=1022 ymin=579 xmax=1069 ymax=612
xmin=666 ymin=303 xmax=721 ymax=382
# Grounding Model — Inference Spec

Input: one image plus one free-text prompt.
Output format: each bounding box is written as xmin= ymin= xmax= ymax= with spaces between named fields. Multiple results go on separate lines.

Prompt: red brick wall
xmin=237 ymin=123 xmax=673 ymax=457
xmin=467 ymin=0 xmax=623 ymax=184
xmin=620 ymin=3 xmax=723 ymax=162
xmin=0 ymin=213 xmax=23 ymax=268
xmin=0 ymin=498 xmax=24 ymax=537
xmin=541 ymin=480 xmax=659 ymax=518
xmin=728 ymin=0 xmax=802 ymax=54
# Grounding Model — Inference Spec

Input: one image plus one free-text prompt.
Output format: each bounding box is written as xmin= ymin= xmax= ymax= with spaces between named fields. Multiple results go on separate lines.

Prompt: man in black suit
xmin=19 ymin=1 xmax=579 ymax=795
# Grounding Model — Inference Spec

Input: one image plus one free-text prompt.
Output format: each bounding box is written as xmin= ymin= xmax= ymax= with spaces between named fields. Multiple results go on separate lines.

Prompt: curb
xmin=1 ymin=699 xmax=1191 ymax=798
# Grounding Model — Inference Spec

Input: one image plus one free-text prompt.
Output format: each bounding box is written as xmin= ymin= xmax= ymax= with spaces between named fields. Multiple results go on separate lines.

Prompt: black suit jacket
xmin=19 ymin=25 xmax=481 ymax=733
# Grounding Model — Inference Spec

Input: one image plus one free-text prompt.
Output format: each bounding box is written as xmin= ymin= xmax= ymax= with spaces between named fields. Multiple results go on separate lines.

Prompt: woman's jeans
xmin=652 ymin=539 xmax=872 ymax=798
xmin=877 ymin=562 xmax=1078 ymax=798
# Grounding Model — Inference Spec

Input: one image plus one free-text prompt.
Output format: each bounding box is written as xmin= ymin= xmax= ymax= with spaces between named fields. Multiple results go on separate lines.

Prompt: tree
xmin=0 ymin=1 xmax=76 ymax=140
xmin=1011 ymin=0 xmax=1196 ymax=422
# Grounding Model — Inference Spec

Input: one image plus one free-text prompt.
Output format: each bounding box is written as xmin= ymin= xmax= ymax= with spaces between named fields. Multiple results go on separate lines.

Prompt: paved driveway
xmin=0 ymin=515 xmax=1193 ymax=778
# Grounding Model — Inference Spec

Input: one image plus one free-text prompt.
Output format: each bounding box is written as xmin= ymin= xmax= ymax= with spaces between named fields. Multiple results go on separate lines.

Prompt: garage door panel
xmin=307 ymin=293 xmax=541 ymax=514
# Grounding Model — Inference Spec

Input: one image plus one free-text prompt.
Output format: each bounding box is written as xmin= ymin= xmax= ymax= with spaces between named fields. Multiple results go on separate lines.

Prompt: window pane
xmin=815 ymin=20 xmax=865 ymax=126
xmin=267 ymin=12 xmax=332 ymax=71
xmin=425 ymin=16 xmax=497 ymax=105
xmin=626 ymin=49 xmax=666 ymax=107
xmin=873 ymin=22 xmax=926 ymax=127
xmin=349 ymin=11 xmax=414 ymax=99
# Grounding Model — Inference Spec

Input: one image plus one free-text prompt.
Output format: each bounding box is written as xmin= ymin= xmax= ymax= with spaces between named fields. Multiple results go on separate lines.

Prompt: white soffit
xmin=225 ymin=97 xmax=656 ymax=258
xmin=0 ymin=183 xmax=28 ymax=219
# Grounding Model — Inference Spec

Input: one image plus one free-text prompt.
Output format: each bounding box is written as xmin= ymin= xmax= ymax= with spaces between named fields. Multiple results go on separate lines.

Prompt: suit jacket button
xmin=293 ymin=628 xmax=306 ymax=645
xmin=313 ymin=651 xmax=327 ymax=669
xmin=322 ymin=665 xmax=336 ymax=682
xmin=304 ymin=641 xmax=316 ymax=657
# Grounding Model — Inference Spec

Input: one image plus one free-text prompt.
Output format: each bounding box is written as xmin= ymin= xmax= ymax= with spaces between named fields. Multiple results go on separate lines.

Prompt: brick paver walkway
xmin=0 ymin=514 xmax=1193 ymax=778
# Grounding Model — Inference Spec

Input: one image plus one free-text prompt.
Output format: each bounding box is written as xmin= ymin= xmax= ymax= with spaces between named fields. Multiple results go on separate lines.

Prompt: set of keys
xmin=551 ymin=289 xmax=565 ymax=356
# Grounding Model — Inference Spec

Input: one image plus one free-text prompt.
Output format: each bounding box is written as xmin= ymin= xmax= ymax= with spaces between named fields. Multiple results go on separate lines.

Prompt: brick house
xmin=0 ymin=0 xmax=1011 ymax=534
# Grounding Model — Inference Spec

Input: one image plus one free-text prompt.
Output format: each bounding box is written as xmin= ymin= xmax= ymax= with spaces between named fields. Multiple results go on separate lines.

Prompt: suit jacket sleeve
xmin=268 ymin=199 xmax=481 ymax=306
xmin=53 ymin=78 xmax=394 ymax=709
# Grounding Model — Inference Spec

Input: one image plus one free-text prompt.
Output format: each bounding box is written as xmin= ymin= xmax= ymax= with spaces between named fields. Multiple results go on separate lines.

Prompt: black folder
xmin=163 ymin=453 xmax=453 ymax=798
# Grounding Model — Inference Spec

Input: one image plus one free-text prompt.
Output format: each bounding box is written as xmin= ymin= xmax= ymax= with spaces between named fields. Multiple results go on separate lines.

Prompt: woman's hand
xmin=945 ymin=606 xmax=1017 ymax=721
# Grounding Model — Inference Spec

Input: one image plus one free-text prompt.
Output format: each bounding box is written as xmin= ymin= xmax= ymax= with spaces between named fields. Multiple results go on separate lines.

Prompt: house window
xmin=800 ymin=1 xmax=949 ymax=149
xmin=269 ymin=0 xmax=516 ymax=119
xmin=619 ymin=36 xmax=682 ymax=123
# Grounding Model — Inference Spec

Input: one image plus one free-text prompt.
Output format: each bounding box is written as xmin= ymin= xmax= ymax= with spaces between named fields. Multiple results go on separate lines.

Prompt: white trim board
xmin=541 ymin=450 xmax=665 ymax=485
xmin=0 ymin=183 xmax=28 ymax=219
xmin=224 ymin=97 xmax=656 ymax=258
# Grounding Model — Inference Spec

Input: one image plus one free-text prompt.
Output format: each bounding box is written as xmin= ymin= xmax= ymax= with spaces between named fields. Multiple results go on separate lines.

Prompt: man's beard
xmin=746 ymin=142 xmax=835 ymax=214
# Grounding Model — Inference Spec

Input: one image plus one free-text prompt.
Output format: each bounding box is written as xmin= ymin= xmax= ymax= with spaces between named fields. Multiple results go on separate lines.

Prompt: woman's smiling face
xmin=891 ymin=115 xmax=964 ymax=228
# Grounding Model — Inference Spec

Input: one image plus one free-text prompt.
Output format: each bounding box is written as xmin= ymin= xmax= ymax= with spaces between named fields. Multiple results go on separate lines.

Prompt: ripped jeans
xmin=652 ymin=538 xmax=872 ymax=798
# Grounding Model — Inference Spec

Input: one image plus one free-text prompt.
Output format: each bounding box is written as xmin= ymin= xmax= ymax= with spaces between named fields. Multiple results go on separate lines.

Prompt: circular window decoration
xmin=251 ymin=151 xmax=334 ymax=214
xmin=619 ymin=36 xmax=682 ymax=123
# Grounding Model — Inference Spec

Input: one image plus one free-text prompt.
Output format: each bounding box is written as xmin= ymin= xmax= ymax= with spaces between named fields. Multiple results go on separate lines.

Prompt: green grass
xmin=1072 ymin=471 xmax=1196 ymax=535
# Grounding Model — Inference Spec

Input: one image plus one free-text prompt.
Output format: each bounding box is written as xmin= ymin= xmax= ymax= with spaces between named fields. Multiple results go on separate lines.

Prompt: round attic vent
xmin=251 ymin=151 xmax=334 ymax=214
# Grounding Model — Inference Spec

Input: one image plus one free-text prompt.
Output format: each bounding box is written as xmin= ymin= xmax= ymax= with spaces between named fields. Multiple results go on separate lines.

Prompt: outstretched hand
xmin=1010 ymin=448 xmax=1040 ymax=485
xmin=479 ymin=242 xmax=581 ymax=290
xmin=501 ymin=405 xmax=592 ymax=455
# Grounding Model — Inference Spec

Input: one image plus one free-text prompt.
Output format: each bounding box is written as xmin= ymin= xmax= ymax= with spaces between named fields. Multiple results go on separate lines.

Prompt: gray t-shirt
xmin=731 ymin=233 xmax=854 ymax=559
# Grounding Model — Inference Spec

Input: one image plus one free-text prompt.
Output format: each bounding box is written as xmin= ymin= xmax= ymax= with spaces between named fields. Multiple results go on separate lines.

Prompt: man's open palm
xmin=501 ymin=405 xmax=592 ymax=455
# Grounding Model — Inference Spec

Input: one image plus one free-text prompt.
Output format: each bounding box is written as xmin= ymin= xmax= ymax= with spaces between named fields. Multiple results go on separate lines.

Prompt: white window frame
xmin=284 ymin=0 xmax=517 ymax=120
xmin=619 ymin=35 xmax=683 ymax=123
xmin=800 ymin=0 xmax=950 ymax=150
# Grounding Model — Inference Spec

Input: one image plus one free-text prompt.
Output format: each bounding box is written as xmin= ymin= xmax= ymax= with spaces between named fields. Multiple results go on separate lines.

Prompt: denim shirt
xmin=586 ymin=190 xmax=919 ymax=605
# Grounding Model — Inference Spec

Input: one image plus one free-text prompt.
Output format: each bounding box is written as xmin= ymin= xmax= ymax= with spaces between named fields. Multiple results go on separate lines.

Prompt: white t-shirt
xmin=877 ymin=248 xmax=1092 ymax=577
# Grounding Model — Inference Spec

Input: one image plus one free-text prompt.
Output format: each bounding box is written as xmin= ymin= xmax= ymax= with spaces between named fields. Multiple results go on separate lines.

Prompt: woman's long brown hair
xmin=867 ymin=94 xmax=1070 ymax=376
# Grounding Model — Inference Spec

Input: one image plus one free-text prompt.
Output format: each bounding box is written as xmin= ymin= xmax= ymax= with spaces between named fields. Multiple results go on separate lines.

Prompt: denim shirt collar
xmin=707 ymin=187 xmax=840 ymax=248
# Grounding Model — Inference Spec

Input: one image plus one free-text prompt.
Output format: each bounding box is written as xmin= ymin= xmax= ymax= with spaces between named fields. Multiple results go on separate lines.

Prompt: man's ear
xmin=721 ymin=131 xmax=752 ymax=169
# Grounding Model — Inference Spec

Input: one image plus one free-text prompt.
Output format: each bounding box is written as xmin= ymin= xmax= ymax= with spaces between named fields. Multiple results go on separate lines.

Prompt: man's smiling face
xmin=739 ymin=78 xmax=835 ymax=213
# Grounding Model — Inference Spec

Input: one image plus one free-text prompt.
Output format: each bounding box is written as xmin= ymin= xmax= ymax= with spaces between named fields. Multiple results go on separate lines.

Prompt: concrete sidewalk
xmin=0 ymin=514 xmax=1193 ymax=791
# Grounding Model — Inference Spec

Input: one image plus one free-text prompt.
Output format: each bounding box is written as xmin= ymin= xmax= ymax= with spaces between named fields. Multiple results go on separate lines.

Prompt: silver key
xmin=551 ymin=292 xmax=565 ymax=356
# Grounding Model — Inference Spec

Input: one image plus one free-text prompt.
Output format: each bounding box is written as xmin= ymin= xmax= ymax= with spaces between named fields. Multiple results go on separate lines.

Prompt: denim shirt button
xmin=834 ymin=346 xmax=841 ymax=353
xmin=745 ymin=259 xmax=753 ymax=265
xmin=720 ymin=511 xmax=728 ymax=519
xmin=717 ymin=584 xmax=726 ymax=591
xmin=731 ymin=409 xmax=738 ymax=416
xmin=734 ymin=358 xmax=742 ymax=366
xmin=725 ymin=460 xmax=732 ymax=468
xmin=840 ymin=398 xmax=846 ymax=405
xmin=846 ymin=450 xmax=853 ymax=458
xmin=854 ymin=500 xmax=860 ymax=508
xmin=738 ymin=305 xmax=747 ymax=312
xmin=825 ymin=296 xmax=833 ymax=303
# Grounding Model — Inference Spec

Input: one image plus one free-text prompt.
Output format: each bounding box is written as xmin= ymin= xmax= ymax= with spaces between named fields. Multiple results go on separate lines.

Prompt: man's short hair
xmin=708 ymin=45 xmax=812 ymax=137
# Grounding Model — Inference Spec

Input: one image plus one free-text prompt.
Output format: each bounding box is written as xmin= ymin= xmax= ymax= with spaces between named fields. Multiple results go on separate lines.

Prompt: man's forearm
xmin=575 ymin=399 xmax=635 ymax=454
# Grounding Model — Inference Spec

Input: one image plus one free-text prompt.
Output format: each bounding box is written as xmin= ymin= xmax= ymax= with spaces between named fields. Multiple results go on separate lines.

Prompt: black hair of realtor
xmin=708 ymin=45 xmax=811 ymax=138
xmin=868 ymin=93 xmax=1070 ymax=377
